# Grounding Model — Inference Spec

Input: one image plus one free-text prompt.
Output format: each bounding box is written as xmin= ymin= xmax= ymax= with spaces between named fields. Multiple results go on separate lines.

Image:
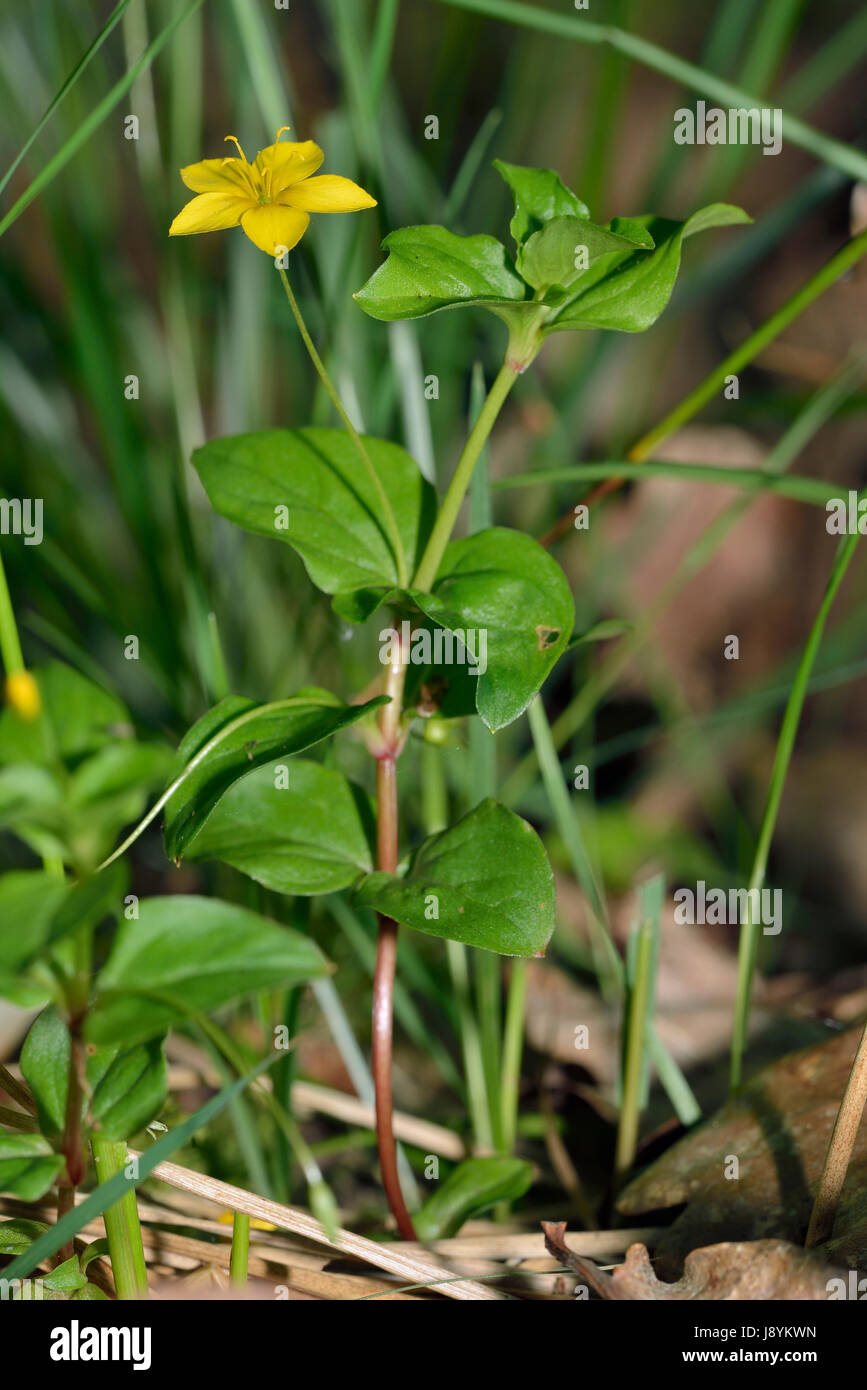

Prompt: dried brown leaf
xmin=543 ymin=1224 xmax=845 ymax=1300
xmin=617 ymin=1026 xmax=867 ymax=1271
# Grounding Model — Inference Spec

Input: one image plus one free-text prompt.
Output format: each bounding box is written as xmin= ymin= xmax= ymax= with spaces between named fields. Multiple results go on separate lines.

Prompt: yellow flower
xmin=4 ymin=670 xmax=40 ymax=721
xmin=169 ymin=128 xmax=376 ymax=255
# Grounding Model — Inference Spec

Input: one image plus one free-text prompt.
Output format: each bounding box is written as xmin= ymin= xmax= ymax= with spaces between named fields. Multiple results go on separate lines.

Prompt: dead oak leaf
xmin=543 ymin=1223 xmax=845 ymax=1300
xmin=616 ymin=1025 xmax=867 ymax=1272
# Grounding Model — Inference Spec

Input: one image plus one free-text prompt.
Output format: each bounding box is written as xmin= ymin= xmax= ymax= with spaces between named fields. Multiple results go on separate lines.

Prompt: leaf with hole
xmin=87 ymin=896 xmax=331 ymax=1046
xmin=161 ymin=688 xmax=385 ymax=862
xmin=408 ymin=528 xmax=574 ymax=730
xmin=186 ymin=758 xmax=375 ymax=894
xmin=355 ymin=798 xmax=555 ymax=956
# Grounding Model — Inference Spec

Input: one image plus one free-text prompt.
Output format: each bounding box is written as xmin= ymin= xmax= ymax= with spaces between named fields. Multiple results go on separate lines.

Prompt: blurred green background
xmin=1 ymin=0 xmax=866 ymax=1210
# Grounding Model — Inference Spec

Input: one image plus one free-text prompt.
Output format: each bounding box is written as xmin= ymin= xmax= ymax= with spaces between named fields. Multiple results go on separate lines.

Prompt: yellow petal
xmin=255 ymin=139 xmax=323 ymax=195
xmin=240 ymin=204 xmax=309 ymax=254
xmin=180 ymin=157 xmax=256 ymax=196
xmin=169 ymin=191 xmax=250 ymax=236
xmin=216 ymin=1210 xmax=277 ymax=1231
xmin=280 ymin=174 xmax=377 ymax=213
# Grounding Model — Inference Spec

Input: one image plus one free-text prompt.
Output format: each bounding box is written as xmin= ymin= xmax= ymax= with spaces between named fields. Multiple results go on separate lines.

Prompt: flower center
xmin=256 ymin=168 xmax=275 ymax=205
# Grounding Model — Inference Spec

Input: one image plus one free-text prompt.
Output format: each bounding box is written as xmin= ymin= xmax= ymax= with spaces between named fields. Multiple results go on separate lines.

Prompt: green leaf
xmin=193 ymin=427 xmax=435 ymax=610
xmin=0 ymin=871 xmax=70 ymax=975
xmin=70 ymin=1281 xmax=110 ymax=1300
xmin=186 ymin=758 xmax=375 ymax=894
xmin=4 ymin=1053 xmax=278 ymax=1283
xmin=79 ymin=1237 xmax=110 ymax=1272
xmin=355 ymin=798 xmax=555 ymax=956
xmin=48 ymin=864 xmax=127 ymax=946
xmin=20 ymin=1007 xmax=168 ymax=1142
xmin=0 ymin=864 xmax=126 ymax=988
xmin=353 ymin=225 xmax=528 ymax=322
xmin=493 ymin=159 xmax=589 ymax=247
xmin=19 ymin=1008 xmax=68 ymax=1137
xmin=408 ymin=528 xmax=574 ymax=731
xmin=0 ymin=1133 xmax=64 ymax=1200
xmin=88 ymin=1038 xmax=167 ymax=1141
xmin=518 ymin=214 xmax=653 ymax=295
xmin=68 ymin=741 xmax=174 ymax=807
xmin=41 ymin=1253 xmax=89 ymax=1297
xmin=162 ymin=688 xmax=385 ymax=862
xmin=0 ymin=973 xmax=50 ymax=1009
xmin=0 ymin=663 xmax=128 ymax=767
xmin=547 ymin=203 xmax=750 ymax=334
xmin=0 ymin=1217 xmax=50 ymax=1254
xmin=414 ymin=1156 xmax=534 ymax=1239
xmin=403 ymin=621 xmax=479 ymax=721
xmin=87 ymin=895 xmax=331 ymax=1046
xmin=0 ymin=765 xmax=63 ymax=828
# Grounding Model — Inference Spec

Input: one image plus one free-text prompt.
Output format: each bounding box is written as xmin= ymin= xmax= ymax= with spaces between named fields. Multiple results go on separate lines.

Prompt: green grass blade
xmin=504 ymin=359 xmax=866 ymax=807
xmin=496 ymin=461 xmax=841 ymax=506
xmin=781 ymin=7 xmax=867 ymax=113
xmin=443 ymin=108 xmax=503 ymax=223
xmin=430 ymin=0 xmax=867 ymax=184
xmin=0 ymin=0 xmax=205 ymax=240
xmin=228 ymin=0 xmax=293 ymax=133
xmin=0 ymin=0 xmax=133 ymax=199
xmin=730 ymin=512 xmax=864 ymax=1092
xmin=630 ymin=229 xmax=867 ymax=461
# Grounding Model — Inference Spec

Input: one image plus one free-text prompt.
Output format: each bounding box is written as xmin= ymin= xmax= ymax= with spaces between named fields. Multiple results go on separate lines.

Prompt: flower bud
xmin=4 ymin=670 xmax=41 ymax=721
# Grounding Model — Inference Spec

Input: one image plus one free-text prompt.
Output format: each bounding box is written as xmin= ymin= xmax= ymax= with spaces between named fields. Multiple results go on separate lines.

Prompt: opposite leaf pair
xmin=193 ymin=428 xmax=574 ymax=731
xmin=354 ymin=158 xmax=750 ymax=340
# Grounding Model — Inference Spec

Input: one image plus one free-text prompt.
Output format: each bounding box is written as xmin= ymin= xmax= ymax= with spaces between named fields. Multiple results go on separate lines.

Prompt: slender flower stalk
xmin=276 ymin=268 xmax=408 ymax=589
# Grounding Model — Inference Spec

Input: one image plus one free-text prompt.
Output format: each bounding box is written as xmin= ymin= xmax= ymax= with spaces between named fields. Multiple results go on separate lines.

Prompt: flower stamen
xmin=224 ymin=134 xmax=249 ymax=163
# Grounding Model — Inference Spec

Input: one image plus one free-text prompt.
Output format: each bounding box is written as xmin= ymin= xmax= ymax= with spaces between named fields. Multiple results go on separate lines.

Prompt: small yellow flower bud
xmin=4 ymin=670 xmax=41 ymax=721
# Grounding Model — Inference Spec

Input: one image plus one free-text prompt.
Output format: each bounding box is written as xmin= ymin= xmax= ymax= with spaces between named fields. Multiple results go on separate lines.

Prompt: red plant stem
xmin=371 ymin=646 xmax=417 ymax=1240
